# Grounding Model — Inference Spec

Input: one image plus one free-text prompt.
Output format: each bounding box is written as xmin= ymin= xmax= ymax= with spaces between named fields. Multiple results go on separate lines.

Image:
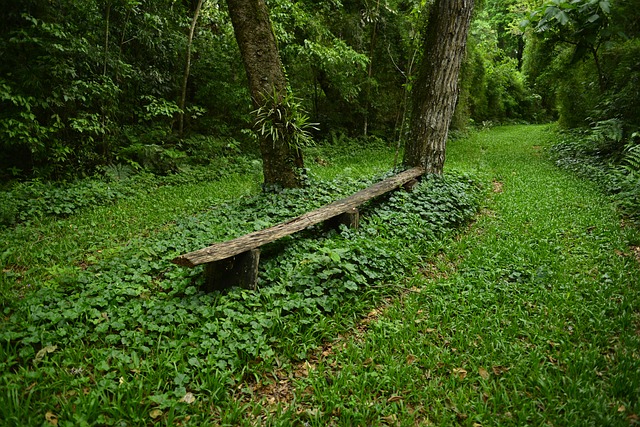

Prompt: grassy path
xmin=2 ymin=125 xmax=638 ymax=426
xmin=252 ymin=125 xmax=640 ymax=425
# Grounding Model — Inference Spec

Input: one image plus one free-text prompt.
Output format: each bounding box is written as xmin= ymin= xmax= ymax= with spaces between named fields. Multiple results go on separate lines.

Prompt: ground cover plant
xmin=0 ymin=138 xmax=483 ymax=426
xmin=550 ymin=128 xmax=640 ymax=221
xmin=201 ymin=125 xmax=640 ymax=426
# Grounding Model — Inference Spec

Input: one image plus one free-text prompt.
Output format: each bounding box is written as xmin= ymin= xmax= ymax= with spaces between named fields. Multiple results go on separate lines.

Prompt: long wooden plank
xmin=172 ymin=167 xmax=424 ymax=267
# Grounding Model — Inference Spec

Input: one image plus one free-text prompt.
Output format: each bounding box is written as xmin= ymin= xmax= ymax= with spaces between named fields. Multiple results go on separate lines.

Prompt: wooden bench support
xmin=203 ymin=249 xmax=260 ymax=292
xmin=403 ymin=178 xmax=419 ymax=192
xmin=325 ymin=207 xmax=359 ymax=231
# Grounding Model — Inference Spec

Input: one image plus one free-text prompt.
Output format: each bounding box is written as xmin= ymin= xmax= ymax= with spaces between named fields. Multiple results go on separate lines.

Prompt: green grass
xmin=0 ymin=173 xmax=261 ymax=300
xmin=1 ymin=125 xmax=639 ymax=426
xmin=224 ymin=125 xmax=640 ymax=425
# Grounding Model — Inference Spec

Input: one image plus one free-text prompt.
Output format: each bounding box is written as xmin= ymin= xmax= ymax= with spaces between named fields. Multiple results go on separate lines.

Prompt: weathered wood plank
xmin=172 ymin=167 xmax=424 ymax=267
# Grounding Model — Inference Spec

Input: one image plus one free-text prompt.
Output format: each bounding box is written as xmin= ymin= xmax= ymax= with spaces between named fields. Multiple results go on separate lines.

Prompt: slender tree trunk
xmin=102 ymin=2 xmax=112 ymax=159
xmin=179 ymin=0 xmax=204 ymax=137
xmin=363 ymin=0 xmax=381 ymax=137
xmin=590 ymin=45 xmax=606 ymax=92
xmin=103 ymin=3 xmax=111 ymax=77
xmin=226 ymin=0 xmax=305 ymax=188
xmin=403 ymin=0 xmax=474 ymax=174
xmin=393 ymin=46 xmax=418 ymax=169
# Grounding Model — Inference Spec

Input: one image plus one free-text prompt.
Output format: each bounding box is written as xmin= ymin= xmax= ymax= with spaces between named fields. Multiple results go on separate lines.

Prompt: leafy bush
xmin=178 ymin=135 xmax=242 ymax=165
xmin=550 ymin=130 xmax=640 ymax=219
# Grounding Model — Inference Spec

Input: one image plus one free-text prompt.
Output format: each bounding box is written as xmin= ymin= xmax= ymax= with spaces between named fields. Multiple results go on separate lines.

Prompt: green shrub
xmin=550 ymin=130 xmax=640 ymax=219
xmin=0 ymin=193 xmax=18 ymax=227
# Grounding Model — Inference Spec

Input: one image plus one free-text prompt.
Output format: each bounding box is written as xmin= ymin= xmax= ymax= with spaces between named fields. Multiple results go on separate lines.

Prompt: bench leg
xmin=203 ymin=249 xmax=260 ymax=292
xmin=325 ymin=207 xmax=360 ymax=231
xmin=403 ymin=178 xmax=419 ymax=192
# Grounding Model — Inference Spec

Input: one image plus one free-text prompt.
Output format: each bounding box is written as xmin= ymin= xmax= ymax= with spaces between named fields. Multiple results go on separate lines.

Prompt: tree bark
xmin=403 ymin=0 xmax=474 ymax=174
xmin=225 ymin=0 xmax=305 ymax=188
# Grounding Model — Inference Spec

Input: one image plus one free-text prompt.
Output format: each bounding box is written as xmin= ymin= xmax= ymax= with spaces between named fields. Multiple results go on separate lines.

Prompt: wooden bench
xmin=171 ymin=167 xmax=425 ymax=291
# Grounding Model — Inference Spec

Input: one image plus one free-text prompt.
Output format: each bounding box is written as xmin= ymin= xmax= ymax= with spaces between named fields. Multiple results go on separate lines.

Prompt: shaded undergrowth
xmin=0 ymin=143 xmax=482 ymax=426
xmin=218 ymin=125 xmax=640 ymax=426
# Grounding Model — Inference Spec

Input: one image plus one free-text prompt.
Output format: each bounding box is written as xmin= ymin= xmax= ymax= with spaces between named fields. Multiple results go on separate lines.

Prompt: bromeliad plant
xmin=252 ymin=89 xmax=318 ymax=151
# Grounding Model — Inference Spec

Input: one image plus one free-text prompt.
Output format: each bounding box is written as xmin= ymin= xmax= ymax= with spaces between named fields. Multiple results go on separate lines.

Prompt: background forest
xmin=1 ymin=0 xmax=639 ymax=217
xmin=2 ymin=2 xmax=640 ymax=425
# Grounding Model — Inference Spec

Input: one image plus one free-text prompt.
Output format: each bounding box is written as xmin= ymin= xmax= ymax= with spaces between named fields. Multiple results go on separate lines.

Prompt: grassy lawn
xmin=1 ymin=125 xmax=638 ymax=426
xmin=230 ymin=125 xmax=640 ymax=425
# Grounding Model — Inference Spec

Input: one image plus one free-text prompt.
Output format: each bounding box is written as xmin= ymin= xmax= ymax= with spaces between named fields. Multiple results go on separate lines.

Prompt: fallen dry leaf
xmin=45 ymin=412 xmax=58 ymax=426
xmin=453 ymin=368 xmax=468 ymax=380
xmin=180 ymin=392 xmax=196 ymax=404
xmin=478 ymin=367 xmax=490 ymax=380
xmin=406 ymin=354 xmax=418 ymax=365
xmin=382 ymin=414 xmax=398 ymax=423
xmin=34 ymin=345 xmax=58 ymax=365
xmin=150 ymin=409 xmax=163 ymax=419
xmin=387 ymin=395 xmax=403 ymax=403
xmin=618 ymin=405 xmax=626 ymax=412
xmin=492 ymin=366 xmax=510 ymax=376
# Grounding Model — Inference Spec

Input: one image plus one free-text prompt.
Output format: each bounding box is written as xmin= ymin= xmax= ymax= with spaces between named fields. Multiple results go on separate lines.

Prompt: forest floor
xmin=234 ymin=125 xmax=640 ymax=425
xmin=1 ymin=125 xmax=639 ymax=426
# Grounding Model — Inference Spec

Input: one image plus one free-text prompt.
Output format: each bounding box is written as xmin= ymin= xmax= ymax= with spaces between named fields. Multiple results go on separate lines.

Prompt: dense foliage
xmin=0 ymin=164 xmax=483 ymax=425
xmin=1 ymin=0 xmax=542 ymax=182
xmin=525 ymin=0 xmax=639 ymax=134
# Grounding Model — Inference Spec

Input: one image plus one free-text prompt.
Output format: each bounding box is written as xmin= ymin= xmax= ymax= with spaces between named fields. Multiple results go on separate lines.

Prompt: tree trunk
xmin=226 ymin=0 xmax=305 ymax=188
xmin=403 ymin=0 xmax=474 ymax=174
xmin=363 ymin=0 xmax=381 ymax=137
xmin=179 ymin=0 xmax=204 ymax=138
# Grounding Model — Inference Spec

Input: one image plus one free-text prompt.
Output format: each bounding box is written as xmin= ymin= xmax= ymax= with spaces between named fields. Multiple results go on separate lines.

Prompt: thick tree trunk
xmin=226 ymin=0 xmax=304 ymax=188
xmin=403 ymin=0 xmax=474 ymax=174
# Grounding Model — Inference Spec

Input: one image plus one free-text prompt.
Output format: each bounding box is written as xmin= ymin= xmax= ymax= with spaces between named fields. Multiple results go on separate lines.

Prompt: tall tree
xmin=403 ymin=0 xmax=475 ymax=174
xmin=225 ymin=0 xmax=305 ymax=188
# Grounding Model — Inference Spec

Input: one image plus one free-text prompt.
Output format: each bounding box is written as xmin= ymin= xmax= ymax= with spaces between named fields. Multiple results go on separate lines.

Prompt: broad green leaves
xmin=526 ymin=0 xmax=611 ymax=38
xmin=0 ymin=171 xmax=483 ymax=407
